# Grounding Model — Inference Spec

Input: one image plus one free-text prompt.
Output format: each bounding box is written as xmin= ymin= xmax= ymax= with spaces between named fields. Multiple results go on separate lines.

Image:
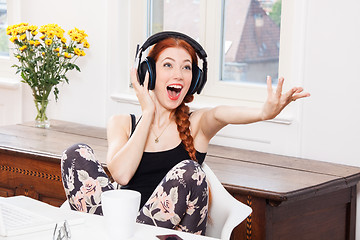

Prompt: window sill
xmin=110 ymin=93 xmax=293 ymax=125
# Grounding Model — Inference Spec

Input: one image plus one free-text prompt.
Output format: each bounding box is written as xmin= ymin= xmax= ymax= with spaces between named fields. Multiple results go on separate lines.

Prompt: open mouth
xmin=167 ymin=84 xmax=183 ymax=100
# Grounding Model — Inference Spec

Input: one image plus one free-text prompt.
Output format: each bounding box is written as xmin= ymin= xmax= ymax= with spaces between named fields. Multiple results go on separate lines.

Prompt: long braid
xmin=175 ymin=95 xmax=213 ymax=215
xmin=175 ymin=95 xmax=197 ymax=161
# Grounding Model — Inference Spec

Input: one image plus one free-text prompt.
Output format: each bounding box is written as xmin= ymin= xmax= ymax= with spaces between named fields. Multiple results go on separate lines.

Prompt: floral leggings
xmin=61 ymin=143 xmax=209 ymax=235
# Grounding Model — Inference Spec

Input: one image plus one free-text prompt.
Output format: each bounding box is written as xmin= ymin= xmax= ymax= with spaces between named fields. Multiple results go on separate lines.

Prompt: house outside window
xmin=222 ymin=0 xmax=281 ymax=84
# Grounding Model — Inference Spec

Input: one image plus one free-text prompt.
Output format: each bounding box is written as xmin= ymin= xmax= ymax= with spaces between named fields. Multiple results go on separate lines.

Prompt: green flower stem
xmin=34 ymin=96 xmax=49 ymax=128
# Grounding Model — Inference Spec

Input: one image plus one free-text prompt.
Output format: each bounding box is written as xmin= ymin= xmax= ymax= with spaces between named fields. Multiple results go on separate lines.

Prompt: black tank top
xmin=121 ymin=114 xmax=207 ymax=208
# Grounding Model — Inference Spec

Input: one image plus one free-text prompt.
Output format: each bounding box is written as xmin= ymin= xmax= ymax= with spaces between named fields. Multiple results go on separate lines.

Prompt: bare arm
xmin=106 ymin=113 xmax=153 ymax=185
xmin=198 ymin=76 xmax=310 ymax=140
xmin=106 ymin=70 xmax=155 ymax=185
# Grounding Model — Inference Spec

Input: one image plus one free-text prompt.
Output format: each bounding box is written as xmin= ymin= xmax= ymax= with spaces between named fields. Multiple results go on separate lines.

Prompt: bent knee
xmin=62 ymin=143 xmax=94 ymax=159
xmin=64 ymin=143 xmax=93 ymax=155
xmin=61 ymin=143 xmax=96 ymax=168
xmin=173 ymin=160 xmax=207 ymax=185
xmin=177 ymin=159 xmax=201 ymax=171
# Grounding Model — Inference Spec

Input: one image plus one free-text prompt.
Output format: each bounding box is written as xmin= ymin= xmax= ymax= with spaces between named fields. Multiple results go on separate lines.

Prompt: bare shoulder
xmin=108 ymin=114 xmax=131 ymax=128
xmin=189 ymin=108 xmax=211 ymax=123
xmin=189 ymin=108 xmax=211 ymax=134
xmin=107 ymin=114 xmax=132 ymax=139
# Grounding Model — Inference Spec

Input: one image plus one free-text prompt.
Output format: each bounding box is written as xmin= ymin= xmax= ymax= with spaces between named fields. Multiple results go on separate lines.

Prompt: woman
xmin=61 ymin=32 xmax=310 ymax=235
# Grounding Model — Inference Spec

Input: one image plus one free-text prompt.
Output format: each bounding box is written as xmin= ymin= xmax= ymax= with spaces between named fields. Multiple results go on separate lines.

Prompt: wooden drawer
xmin=0 ymin=152 xmax=66 ymax=206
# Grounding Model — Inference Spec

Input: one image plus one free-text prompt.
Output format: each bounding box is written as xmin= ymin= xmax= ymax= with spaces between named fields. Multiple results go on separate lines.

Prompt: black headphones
xmin=135 ymin=31 xmax=208 ymax=95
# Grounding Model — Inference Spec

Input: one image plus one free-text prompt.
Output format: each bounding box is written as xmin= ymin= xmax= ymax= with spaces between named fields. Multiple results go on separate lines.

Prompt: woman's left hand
xmin=261 ymin=76 xmax=310 ymax=121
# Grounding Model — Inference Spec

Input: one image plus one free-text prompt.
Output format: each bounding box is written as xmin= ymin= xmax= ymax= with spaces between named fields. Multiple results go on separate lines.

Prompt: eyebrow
xmin=161 ymin=57 xmax=192 ymax=63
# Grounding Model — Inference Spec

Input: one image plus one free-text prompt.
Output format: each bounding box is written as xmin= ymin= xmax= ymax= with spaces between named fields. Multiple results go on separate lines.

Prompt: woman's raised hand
xmin=130 ymin=68 xmax=156 ymax=116
xmin=261 ymin=76 xmax=310 ymax=121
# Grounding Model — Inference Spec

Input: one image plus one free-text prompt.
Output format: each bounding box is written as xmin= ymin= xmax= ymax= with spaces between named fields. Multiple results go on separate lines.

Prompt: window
xmin=147 ymin=0 xmax=283 ymax=106
xmin=222 ymin=0 xmax=281 ymax=85
xmin=0 ymin=0 xmax=8 ymax=56
xmin=149 ymin=0 xmax=201 ymax=41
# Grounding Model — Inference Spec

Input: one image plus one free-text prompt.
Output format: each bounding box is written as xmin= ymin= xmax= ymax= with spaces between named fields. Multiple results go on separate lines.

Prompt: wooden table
xmin=0 ymin=120 xmax=359 ymax=240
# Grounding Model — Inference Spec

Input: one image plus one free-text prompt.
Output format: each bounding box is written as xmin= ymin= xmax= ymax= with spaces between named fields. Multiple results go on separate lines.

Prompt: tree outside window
xmin=0 ymin=0 xmax=8 ymax=56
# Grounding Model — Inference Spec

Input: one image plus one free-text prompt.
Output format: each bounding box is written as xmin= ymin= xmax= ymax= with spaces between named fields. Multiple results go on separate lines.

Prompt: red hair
xmin=148 ymin=38 xmax=198 ymax=161
xmin=148 ymin=38 xmax=198 ymax=66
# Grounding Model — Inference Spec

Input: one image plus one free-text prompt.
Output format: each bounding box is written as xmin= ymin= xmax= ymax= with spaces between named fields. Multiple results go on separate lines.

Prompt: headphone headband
xmin=140 ymin=31 xmax=207 ymax=60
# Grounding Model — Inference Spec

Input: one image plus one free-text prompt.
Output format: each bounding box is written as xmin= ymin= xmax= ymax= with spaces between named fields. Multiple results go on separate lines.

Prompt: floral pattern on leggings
xmin=61 ymin=143 xmax=208 ymax=235
xmin=61 ymin=143 xmax=114 ymax=215
xmin=137 ymin=160 xmax=209 ymax=235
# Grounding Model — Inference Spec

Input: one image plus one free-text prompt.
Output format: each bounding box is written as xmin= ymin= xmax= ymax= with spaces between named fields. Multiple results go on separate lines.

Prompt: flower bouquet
xmin=7 ymin=23 xmax=89 ymax=128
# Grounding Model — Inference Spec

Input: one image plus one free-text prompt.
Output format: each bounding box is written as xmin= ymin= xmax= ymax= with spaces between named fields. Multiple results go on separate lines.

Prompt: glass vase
xmin=34 ymin=98 xmax=50 ymax=128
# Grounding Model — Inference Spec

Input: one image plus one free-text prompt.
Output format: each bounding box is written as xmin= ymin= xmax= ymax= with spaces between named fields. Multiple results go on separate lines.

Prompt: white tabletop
xmin=0 ymin=196 xmax=219 ymax=240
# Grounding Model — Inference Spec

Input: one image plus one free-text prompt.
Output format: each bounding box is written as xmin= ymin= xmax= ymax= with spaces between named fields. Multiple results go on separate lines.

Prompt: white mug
xmin=101 ymin=189 xmax=141 ymax=239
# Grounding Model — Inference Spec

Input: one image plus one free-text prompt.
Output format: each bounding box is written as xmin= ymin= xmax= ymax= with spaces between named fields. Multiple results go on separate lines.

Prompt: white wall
xmin=0 ymin=78 xmax=21 ymax=125
xmin=1 ymin=0 xmax=360 ymax=238
xmin=300 ymin=0 xmax=360 ymax=165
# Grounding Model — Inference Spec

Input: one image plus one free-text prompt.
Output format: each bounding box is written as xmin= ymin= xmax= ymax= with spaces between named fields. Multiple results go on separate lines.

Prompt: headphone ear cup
xmin=138 ymin=57 xmax=156 ymax=90
xmin=187 ymin=65 xmax=203 ymax=95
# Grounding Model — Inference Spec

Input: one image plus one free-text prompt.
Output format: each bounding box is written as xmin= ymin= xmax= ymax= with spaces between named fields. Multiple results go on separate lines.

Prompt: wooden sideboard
xmin=0 ymin=120 xmax=359 ymax=240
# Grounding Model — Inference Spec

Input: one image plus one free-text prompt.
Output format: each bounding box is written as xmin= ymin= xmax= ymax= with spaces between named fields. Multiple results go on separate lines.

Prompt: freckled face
xmin=153 ymin=47 xmax=193 ymax=109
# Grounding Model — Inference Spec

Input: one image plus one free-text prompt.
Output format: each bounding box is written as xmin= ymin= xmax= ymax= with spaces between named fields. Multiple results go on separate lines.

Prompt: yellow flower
xmin=74 ymin=48 xmax=81 ymax=56
xmin=80 ymin=50 xmax=86 ymax=56
xmin=54 ymin=48 xmax=60 ymax=53
xmin=16 ymin=55 xmax=21 ymax=59
xmin=18 ymin=26 xmax=28 ymax=35
xmin=61 ymin=37 xmax=67 ymax=44
xmin=10 ymin=36 xmax=17 ymax=43
xmin=68 ymin=28 xmax=88 ymax=43
xmin=40 ymin=35 xmax=46 ymax=40
xmin=11 ymin=29 xmax=18 ymax=36
xmin=83 ymin=41 xmax=90 ymax=48
xmin=29 ymin=25 xmax=38 ymax=32
xmin=34 ymin=40 xmax=41 ymax=46
xmin=39 ymin=24 xmax=65 ymax=40
xmin=71 ymin=34 xmax=81 ymax=42
xmin=55 ymin=29 xmax=64 ymax=38
xmin=47 ymin=31 xmax=55 ymax=39
xmin=29 ymin=40 xmax=35 ymax=45
xmin=45 ymin=39 xmax=52 ymax=46
xmin=19 ymin=34 xmax=27 ymax=41
xmin=64 ymin=52 xmax=72 ymax=59
xmin=19 ymin=45 xmax=27 ymax=51
xmin=31 ymin=31 xmax=38 ymax=36
xmin=42 ymin=52 xmax=45 ymax=56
